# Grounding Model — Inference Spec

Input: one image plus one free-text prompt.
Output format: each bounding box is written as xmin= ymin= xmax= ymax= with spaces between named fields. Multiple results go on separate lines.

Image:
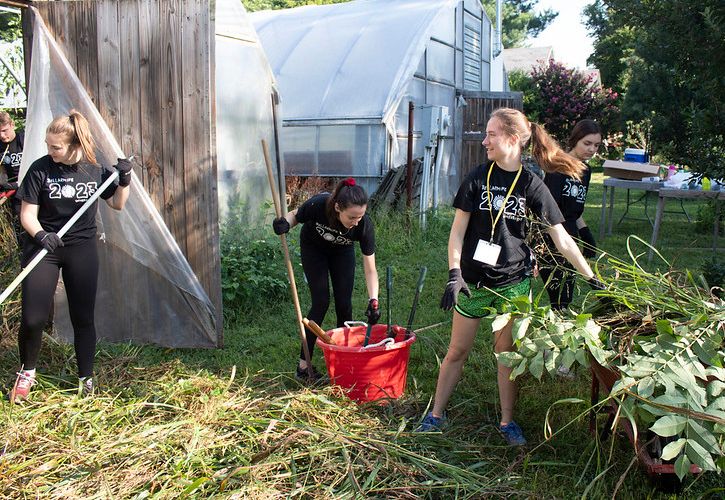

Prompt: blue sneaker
xmin=415 ymin=412 xmax=446 ymax=432
xmin=499 ymin=420 xmax=527 ymax=446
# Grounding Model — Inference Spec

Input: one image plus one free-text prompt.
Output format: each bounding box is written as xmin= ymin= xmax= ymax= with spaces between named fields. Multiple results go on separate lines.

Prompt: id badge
xmin=473 ymin=239 xmax=502 ymax=266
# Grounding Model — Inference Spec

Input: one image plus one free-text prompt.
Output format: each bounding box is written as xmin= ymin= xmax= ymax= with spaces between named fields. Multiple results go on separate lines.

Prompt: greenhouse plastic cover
xmin=215 ymin=0 xmax=282 ymax=223
xmin=18 ymin=9 xmax=218 ymax=348
xmin=251 ymin=0 xmax=458 ymax=135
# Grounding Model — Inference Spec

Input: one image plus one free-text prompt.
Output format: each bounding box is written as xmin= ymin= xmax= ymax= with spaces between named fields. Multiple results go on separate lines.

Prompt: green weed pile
xmin=0 ymin=354 xmax=519 ymax=498
xmin=0 ymin=209 xmax=20 ymax=347
xmin=1 ymin=201 xmax=723 ymax=497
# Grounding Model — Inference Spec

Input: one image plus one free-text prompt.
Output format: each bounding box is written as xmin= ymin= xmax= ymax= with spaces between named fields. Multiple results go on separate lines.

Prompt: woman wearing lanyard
xmin=417 ymin=108 xmax=603 ymax=446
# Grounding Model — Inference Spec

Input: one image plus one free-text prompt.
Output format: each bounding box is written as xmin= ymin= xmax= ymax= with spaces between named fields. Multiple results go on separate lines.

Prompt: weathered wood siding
xmin=29 ymin=0 xmax=222 ymax=342
xmin=460 ymin=91 xmax=523 ymax=179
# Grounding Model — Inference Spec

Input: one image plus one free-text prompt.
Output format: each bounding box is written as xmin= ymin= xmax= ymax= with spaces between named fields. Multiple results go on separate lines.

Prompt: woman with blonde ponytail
xmin=9 ymin=110 xmax=132 ymax=402
xmin=416 ymin=108 xmax=604 ymax=446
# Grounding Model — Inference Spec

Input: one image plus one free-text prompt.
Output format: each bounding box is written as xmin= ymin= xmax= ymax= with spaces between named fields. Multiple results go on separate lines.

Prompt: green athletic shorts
xmin=454 ymin=278 xmax=532 ymax=319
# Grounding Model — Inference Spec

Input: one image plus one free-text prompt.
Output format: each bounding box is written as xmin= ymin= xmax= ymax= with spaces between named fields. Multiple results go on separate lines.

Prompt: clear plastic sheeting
xmin=215 ymin=0 xmax=281 ymax=224
xmin=19 ymin=9 xmax=217 ymax=348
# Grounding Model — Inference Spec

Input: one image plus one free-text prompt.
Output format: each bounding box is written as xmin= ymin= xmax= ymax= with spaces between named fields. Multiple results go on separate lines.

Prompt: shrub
xmin=220 ymin=234 xmax=289 ymax=315
xmin=219 ymin=201 xmax=290 ymax=316
xmin=701 ymin=256 xmax=725 ymax=297
xmin=525 ymin=59 xmax=620 ymax=144
xmin=695 ymin=200 xmax=724 ymax=240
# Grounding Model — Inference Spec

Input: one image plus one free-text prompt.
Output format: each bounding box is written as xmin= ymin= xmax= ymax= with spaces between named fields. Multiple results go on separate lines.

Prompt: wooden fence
xmin=459 ymin=91 xmax=523 ymax=179
xmin=24 ymin=0 xmax=222 ymax=341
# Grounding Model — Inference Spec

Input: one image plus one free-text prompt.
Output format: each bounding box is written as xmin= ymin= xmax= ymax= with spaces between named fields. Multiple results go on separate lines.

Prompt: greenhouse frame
xmin=251 ymin=0 xmax=508 ymax=198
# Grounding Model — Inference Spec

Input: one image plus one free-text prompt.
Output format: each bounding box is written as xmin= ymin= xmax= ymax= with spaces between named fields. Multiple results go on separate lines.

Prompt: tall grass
xmin=1 ymin=177 xmax=723 ymax=497
xmin=1 ymin=353 xmax=520 ymax=498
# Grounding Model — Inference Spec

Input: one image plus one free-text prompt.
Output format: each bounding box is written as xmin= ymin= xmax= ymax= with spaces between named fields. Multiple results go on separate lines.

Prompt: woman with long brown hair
xmin=417 ymin=108 xmax=604 ymax=445
xmin=9 ymin=110 xmax=132 ymax=402
xmin=539 ymin=119 xmax=603 ymax=310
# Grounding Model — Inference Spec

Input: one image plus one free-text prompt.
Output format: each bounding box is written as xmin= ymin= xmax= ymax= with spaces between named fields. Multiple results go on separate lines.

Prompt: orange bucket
xmin=317 ymin=323 xmax=416 ymax=403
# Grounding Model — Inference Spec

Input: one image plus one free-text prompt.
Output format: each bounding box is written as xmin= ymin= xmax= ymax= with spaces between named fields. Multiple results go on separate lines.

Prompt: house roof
xmin=250 ymin=0 xmax=458 ymax=125
xmin=503 ymin=46 xmax=554 ymax=74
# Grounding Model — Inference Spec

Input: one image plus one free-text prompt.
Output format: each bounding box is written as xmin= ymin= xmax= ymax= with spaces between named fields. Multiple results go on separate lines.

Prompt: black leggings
xmin=19 ymin=237 xmax=99 ymax=377
xmin=539 ymin=261 xmax=575 ymax=310
xmin=300 ymin=244 xmax=355 ymax=361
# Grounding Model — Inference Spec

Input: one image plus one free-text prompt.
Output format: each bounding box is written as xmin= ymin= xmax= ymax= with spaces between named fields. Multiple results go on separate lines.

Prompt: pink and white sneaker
xmin=10 ymin=370 xmax=36 ymax=404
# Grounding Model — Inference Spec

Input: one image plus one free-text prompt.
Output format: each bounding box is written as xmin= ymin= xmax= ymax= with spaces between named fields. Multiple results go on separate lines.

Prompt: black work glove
xmin=440 ymin=268 xmax=471 ymax=311
xmin=578 ymin=226 xmax=597 ymax=259
xmin=272 ymin=217 xmax=290 ymax=235
xmin=0 ymin=181 xmax=17 ymax=191
xmin=114 ymin=158 xmax=133 ymax=187
xmin=365 ymin=298 xmax=381 ymax=325
xmin=34 ymin=230 xmax=64 ymax=253
xmin=588 ymin=276 xmax=606 ymax=291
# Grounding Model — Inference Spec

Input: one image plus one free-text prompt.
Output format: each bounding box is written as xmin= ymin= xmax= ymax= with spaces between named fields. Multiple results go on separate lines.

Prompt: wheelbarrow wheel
xmin=645 ymin=431 xmax=685 ymax=493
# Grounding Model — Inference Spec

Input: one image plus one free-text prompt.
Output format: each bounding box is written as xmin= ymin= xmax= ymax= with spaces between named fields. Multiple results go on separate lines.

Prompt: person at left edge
xmin=8 ymin=110 xmax=132 ymax=403
xmin=272 ymin=178 xmax=380 ymax=383
xmin=0 ymin=111 xmax=25 ymax=246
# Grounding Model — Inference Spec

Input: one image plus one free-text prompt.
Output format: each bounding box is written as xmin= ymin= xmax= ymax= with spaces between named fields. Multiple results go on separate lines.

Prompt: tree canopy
xmin=243 ymin=0 xmax=348 ymax=11
xmin=482 ymin=0 xmax=557 ymax=48
xmin=584 ymin=0 xmax=725 ymax=177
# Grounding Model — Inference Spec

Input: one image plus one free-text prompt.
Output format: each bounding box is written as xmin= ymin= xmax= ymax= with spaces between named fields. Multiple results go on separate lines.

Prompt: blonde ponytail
xmin=46 ymin=109 xmax=97 ymax=164
xmin=491 ymin=108 xmax=584 ymax=180
xmin=530 ymin=122 xmax=584 ymax=180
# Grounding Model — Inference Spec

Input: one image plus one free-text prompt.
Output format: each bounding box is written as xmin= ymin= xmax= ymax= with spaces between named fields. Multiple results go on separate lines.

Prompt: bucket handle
xmin=362 ymin=337 xmax=394 ymax=349
xmin=344 ymin=321 xmax=368 ymax=328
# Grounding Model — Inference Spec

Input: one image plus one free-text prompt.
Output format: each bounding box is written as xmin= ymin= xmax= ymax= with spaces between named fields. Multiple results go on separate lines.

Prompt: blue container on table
xmin=623 ymin=148 xmax=647 ymax=163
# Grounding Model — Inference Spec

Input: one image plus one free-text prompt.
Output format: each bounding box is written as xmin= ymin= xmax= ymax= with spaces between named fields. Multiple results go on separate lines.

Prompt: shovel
xmin=302 ymin=317 xmax=336 ymax=345
xmin=362 ymin=318 xmax=374 ymax=347
xmin=405 ymin=266 xmax=427 ymax=338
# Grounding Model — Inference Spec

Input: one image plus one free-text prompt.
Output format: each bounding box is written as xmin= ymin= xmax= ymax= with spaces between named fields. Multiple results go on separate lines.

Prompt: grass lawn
xmin=1 ymin=171 xmax=723 ymax=497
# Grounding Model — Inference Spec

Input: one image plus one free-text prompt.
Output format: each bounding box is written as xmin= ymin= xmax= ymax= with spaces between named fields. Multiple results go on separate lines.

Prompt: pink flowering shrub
xmin=513 ymin=59 xmax=621 ymax=145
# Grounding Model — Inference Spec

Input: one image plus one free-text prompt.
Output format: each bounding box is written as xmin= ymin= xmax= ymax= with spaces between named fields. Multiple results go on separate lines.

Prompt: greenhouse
xmin=251 ymin=0 xmax=508 ymax=198
xmin=215 ymin=0 xmax=283 ymax=223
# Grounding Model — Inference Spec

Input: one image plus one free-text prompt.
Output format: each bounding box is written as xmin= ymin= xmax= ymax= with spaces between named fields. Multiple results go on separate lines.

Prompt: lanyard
xmin=486 ymin=162 xmax=522 ymax=241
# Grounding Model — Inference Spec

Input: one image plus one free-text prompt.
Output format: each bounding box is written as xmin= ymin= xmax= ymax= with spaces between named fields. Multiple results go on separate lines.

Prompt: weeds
xmin=0 ymin=355 xmax=520 ymax=498
xmin=1 ymin=177 xmax=724 ymax=497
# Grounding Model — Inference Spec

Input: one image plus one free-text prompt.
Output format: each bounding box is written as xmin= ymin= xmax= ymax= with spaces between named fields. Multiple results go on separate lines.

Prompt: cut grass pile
xmin=1 ymin=352 xmax=521 ymax=498
xmin=1 ymin=173 xmax=724 ymax=498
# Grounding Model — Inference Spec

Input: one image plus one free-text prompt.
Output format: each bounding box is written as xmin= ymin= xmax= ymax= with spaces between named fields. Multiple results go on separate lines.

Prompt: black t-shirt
xmin=453 ymin=161 xmax=564 ymax=287
xmin=543 ymin=163 xmax=592 ymax=236
xmin=17 ymin=155 xmax=118 ymax=246
xmin=296 ymin=193 xmax=375 ymax=255
xmin=2 ymin=129 xmax=24 ymax=212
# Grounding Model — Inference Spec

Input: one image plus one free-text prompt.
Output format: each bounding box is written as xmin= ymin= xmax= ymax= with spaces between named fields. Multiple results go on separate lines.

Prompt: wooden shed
xmin=14 ymin=0 xmax=223 ymax=340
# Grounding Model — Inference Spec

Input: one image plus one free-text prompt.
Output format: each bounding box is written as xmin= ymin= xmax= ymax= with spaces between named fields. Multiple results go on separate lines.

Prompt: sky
xmin=529 ymin=0 xmax=596 ymax=70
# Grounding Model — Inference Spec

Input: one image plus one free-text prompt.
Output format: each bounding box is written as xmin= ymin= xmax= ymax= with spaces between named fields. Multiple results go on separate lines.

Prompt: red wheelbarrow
xmin=589 ymin=356 xmax=702 ymax=488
